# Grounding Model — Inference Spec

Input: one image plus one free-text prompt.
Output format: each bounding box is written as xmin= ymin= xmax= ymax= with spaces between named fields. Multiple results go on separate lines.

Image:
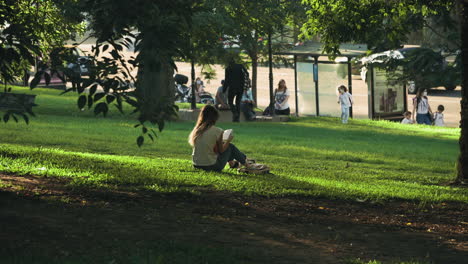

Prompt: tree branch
xmin=423 ymin=20 xmax=461 ymax=48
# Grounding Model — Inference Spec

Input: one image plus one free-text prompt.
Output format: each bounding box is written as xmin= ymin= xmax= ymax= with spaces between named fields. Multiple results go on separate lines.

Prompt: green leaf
xmin=151 ymin=129 xmax=158 ymax=138
xmin=94 ymin=102 xmax=109 ymax=116
xmin=158 ymin=120 xmax=165 ymax=132
xmin=60 ymin=88 xmax=74 ymax=95
xmin=89 ymin=84 xmax=98 ymax=96
xmin=142 ymin=126 xmax=148 ymax=134
xmin=21 ymin=114 xmax=29 ymax=125
xmin=137 ymin=136 xmax=144 ymax=147
xmin=30 ymin=72 xmax=42 ymax=89
xmin=44 ymin=72 xmax=51 ymax=86
xmin=3 ymin=113 xmax=10 ymax=123
xmin=77 ymin=83 xmax=85 ymax=94
xmin=106 ymin=95 xmax=116 ymax=104
xmin=148 ymin=133 xmax=154 ymax=142
xmin=94 ymin=93 xmax=106 ymax=102
xmin=88 ymin=95 xmax=94 ymax=108
xmin=78 ymin=95 xmax=87 ymax=109
xmin=82 ymin=79 xmax=94 ymax=89
xmin=114 ymin=103 xmax=124 ymax=114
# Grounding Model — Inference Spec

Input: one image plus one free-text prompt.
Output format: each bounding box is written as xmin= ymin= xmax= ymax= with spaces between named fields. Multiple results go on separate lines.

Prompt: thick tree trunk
xmin=135 ymin=33 xmax=174 ymax=124
xmin=457 ymin=0 xmax=468 ymax=183
xmin=457 ymin=0 xmax=468 ymax=182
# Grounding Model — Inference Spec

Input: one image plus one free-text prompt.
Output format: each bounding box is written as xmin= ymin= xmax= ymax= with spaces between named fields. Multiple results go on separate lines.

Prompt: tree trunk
xmin=135 ymin=32 xmax=174 ymax=124
xmin=191 ymin=56 xmax=196 ymax=109
xmin=457 ymin=0 xmax=468 ymax=183
xmin=268 ymin=31 xmax=274 ymax=115
xmin=251 ymin=54 xmax=258 ymax=106
xmin=250 ymin=32 xmax=259 ymax=106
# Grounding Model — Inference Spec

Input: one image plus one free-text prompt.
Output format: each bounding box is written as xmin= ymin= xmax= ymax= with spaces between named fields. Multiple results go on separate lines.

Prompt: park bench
xmin=0 ymin=93 xmax=37 ymax=111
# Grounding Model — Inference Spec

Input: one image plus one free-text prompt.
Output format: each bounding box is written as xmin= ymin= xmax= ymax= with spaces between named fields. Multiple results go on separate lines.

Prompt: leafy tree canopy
xmin=301 ymin=0 xmax=455 ymax=54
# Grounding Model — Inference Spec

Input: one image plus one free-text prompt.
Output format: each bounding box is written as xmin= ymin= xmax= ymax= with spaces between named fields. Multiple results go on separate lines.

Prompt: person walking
xmin=433 ymin=105 xmax=445 ymax=127
xmin=224 ymin=59 xmax=249 ymax=122
xmin=412 ymin=89 xmax=433 ymax=125
xmin=337 ymin=85 xmax=353 ymax=124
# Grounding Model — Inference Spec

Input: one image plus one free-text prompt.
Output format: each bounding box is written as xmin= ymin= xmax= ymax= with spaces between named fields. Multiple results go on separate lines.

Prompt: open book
xmin=222 ymin=129 xmax=233 ymax=141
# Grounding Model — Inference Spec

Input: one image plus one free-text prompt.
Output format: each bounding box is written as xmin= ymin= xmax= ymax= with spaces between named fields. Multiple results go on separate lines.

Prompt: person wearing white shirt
xmin=412 ymin=89 xmax=433 ymax=125
xmin=433 ymin=105 xmax=445 ymax=126
xmin=401 ymin=111 xmax=414 ymax=124
xmin=274 ymin=79 xmax=290 ymax=115
xmin=337 ymin=85 xmax=353 ymax=124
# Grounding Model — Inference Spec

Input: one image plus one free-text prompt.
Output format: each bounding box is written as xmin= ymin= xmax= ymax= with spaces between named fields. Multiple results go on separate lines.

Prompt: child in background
xmin=337 ymin=85 xmax=353 ymax=124
xmin=433 ymin=105 xmax=445 ymax=127
xmin=401 ymin=111 xmax=413 ymax=124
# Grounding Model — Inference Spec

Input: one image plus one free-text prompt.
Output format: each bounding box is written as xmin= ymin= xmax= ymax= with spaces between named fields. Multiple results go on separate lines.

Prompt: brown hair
xmin=277 ymin=79 xmax=287 ymax=93
xmin=188 ymin=105 xmax=219 ymax=146
xmin=337 ymin=85 xmax=347 ymax=93
xmin=416 ymin=88 xmax=426 ymax=98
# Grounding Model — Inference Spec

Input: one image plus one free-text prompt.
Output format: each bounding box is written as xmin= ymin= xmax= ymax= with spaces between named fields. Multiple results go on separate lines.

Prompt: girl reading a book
xmin=188 ymin=105 xmax=266 ymax=172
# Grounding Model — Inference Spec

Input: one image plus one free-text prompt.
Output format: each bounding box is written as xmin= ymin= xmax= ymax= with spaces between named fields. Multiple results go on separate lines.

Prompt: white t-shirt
xmin=401 ymin=118 xmax=413 ymax=124
xmin=192 ymin=126 xmax=223 ymax=166
xmin=215 ymin=86 xmax=228 ymax=105
xmin=274 ymin=89 xmax=290 ymax=110
xmin=339 ymin=92 xmax=353 ymax=108
xmin=413 ymin=96 xmax=429 ymax=114
xmin=433 ymin=112 xmax=444 ymax=126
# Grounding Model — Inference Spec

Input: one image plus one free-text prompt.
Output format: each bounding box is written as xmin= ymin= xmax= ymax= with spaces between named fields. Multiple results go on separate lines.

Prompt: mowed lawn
xmin=0 ymin=85 xmax=466 ymax=203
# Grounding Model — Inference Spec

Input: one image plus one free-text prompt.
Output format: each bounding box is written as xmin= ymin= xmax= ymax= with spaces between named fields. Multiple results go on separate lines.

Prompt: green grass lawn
xmin=0 ymin=85 xmax=466 ymax=203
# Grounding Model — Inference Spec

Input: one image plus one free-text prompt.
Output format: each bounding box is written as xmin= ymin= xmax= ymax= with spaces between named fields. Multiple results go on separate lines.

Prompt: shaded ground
xmin=1 ymin=174 xmax=467 ymax=264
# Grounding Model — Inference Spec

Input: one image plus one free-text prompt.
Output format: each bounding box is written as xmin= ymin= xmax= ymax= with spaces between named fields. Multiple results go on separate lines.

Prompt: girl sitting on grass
xmin=188 ymin=105 xmax=266 ymax=172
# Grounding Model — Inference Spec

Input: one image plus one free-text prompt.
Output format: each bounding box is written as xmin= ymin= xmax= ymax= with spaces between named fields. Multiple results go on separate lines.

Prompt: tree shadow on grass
xmin=1 ymin=176 xmax=466 ymax=264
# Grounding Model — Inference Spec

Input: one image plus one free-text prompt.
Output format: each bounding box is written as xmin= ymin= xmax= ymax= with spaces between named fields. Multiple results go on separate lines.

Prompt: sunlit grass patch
xmin=0 ymin=85 xmax=466 ymax=203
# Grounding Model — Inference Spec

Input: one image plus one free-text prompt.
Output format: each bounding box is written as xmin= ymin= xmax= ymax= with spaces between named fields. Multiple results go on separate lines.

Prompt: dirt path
xmin=1 ymin=174 xmax=467 ymax=263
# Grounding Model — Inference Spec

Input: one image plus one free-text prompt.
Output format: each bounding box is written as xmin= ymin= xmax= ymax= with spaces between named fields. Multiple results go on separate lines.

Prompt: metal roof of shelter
xmin=278 ymin=42 xmax=368 ymax=57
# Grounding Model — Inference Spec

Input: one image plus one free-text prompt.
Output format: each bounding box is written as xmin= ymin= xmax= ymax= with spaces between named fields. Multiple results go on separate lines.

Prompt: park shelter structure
xmin=277 ymin=42 xmax=408 ymax=120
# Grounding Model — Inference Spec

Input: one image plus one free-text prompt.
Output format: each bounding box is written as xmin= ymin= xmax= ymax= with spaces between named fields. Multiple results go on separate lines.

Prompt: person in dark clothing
xmin=223 ymin=60 xmax=249 ymax=122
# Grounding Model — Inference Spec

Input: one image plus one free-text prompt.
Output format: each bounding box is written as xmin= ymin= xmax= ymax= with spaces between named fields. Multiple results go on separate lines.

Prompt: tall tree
xmin=458 ymin=0 xmax=468 ymax=183
xmin=181 ymin=0 xmax=228 ymax=109
xmin=80 ymin=0 xmax=193 ymax=146
xmin=302 ymin=0 xmax=467 ymax=183
xmin=0 ymin=0 xmax=84 ymax=122
xmin=214 ymin=0 xmax=303 ymax=103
